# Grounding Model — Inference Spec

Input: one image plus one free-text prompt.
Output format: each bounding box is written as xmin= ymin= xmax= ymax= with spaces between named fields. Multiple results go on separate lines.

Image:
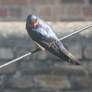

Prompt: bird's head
xmin=26 ymin=14 xmax=39 ymax=28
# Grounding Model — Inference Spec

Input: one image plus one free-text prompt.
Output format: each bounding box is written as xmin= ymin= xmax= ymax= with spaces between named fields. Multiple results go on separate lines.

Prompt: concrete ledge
xmin=0 ymin=22 xmax=92 ymax=36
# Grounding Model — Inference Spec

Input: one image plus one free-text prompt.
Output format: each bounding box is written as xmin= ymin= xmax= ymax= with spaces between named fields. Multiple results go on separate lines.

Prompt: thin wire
xmin=59 ymin=24 xmax=92 ymax=40
xmin=0 ymin=48 xmax=41 ymax=69
xmin=0 ymin=24 xmax=92 ymax=69
xmin=0 ymin=52 xmax=31 ymax=69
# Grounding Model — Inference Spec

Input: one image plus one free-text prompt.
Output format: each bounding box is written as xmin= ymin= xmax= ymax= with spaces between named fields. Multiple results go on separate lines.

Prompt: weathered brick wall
xmin=0 ymin=0 xmax=92 ymax=21
xmin=0 ymin=22 xmax=92 ymax=92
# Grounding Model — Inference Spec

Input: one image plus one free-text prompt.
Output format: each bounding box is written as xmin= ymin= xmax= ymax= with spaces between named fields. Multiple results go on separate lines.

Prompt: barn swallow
xmin=26 ymin=14 xmax=81 ymax=65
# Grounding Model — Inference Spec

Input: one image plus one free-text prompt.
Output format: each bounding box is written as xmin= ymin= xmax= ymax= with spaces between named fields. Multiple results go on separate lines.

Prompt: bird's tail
xmin=59 ymin=48 xmax=81 ymax=65
xmin=68 ymin=56 xmax=81 ymax=65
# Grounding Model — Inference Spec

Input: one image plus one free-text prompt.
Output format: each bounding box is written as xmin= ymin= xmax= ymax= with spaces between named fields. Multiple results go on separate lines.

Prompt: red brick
xmin=83 ymin=7 xmax=92 ymax=16
xmin=53 ymin=7 xmax=65 ymax=16
xmin=30 ymin=0 xmax=55 ymax=5
xmin=68 ymin=7 xmax=81 ymax=16
xmin=59 ymin=0 xmax=85 ymax=4
xmin=0 ymin=0 xmax=28 ymax=6
xmin=24 ymin=8 xmax=38 ymax=18
xmin=0 ymin=8 xmax=7 ymax=17
xmin=39 ymin=7 xmax=51 ymax=17
xmin=61 ymin=18 xmax=85 ymax=21
xmin=9 ymin=8 xmax=22 ymax=17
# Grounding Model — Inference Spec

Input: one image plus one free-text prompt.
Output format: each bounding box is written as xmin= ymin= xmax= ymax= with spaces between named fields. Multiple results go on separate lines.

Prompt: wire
xmin=59 ymin=24 xmax=92 ymax=40
xmin=0 ymin=52 xmax=31 ymax=69
xmin=0 ymin=24 xmax=92 ymax=69
xmin=0 ymin=48 xmax=41 ymax=69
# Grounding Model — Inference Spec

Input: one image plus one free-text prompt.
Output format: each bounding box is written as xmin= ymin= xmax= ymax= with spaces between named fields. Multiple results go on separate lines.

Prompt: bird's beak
xmin=29 ymin=19 xmax=39 ymax=27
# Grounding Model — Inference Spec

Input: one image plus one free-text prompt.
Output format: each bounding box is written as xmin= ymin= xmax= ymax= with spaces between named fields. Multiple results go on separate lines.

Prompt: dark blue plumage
xmin=26 ymin=14 xmax=81 ymax=65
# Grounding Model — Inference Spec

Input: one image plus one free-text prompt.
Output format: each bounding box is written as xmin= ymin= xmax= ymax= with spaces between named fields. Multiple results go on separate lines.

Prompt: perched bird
xmin=26 ymin=14 xmax=81 ymax=65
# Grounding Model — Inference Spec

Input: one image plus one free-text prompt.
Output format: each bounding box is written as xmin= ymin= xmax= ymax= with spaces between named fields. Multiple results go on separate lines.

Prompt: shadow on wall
xmin=0 ymin=22 xmax=91 ymax=91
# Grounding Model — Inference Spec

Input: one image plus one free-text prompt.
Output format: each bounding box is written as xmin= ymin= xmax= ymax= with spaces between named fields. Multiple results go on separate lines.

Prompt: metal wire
xmin=0 ymin=48 xmax=41 ymax=69
xmin=0 ymin=52 xmax=31 ymax=69
xmin=59 ymin=24 xmax=92 ymax=40
xmin=0 ymin=24 xmax=92 ymax=69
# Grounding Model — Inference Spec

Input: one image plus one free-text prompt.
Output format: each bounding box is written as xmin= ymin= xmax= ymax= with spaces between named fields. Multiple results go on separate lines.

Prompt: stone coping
xmin=0 ymin=22 xmax=92 ymax=38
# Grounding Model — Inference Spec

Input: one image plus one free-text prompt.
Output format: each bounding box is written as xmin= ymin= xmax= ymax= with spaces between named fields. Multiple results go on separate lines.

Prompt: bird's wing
xmin=34 ymin=21 xmax=81 ymax=65
xmin=37 ymin=36 xmax=81 ymax=65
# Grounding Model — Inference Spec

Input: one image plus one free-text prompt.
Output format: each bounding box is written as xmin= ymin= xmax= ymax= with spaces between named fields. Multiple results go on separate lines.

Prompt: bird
xmin=26 ymin=14 xmax=81 ymax=65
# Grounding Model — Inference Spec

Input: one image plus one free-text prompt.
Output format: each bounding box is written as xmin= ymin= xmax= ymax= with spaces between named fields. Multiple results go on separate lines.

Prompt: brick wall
xmin=0 ymin=22 xmax=92 ymax=92
xmin=0 ymin=0 xmax=92 ymax=21
xmin=0 ymin=0 xmax=92 ymax=92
